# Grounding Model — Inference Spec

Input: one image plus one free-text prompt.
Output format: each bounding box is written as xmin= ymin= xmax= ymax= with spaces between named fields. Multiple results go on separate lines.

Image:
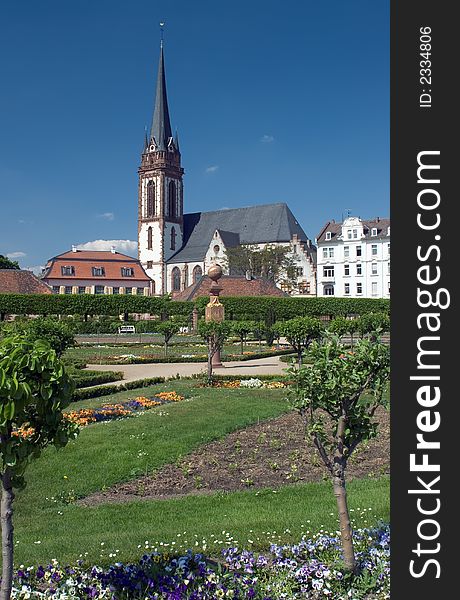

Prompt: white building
xmin=315 ymin=216 xmax=390 ymax=298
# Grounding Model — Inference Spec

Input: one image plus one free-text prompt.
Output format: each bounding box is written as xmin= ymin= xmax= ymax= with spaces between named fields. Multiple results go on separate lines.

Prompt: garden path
xmin=85 ymin=355 xmax=287 ymax=384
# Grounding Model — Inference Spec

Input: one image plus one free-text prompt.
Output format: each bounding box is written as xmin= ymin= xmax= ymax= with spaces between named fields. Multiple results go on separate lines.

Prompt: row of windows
xmin=322 ymin=243 xmax=390 ymax=259
xmin=60 ymin=266 xmax=136 ymax=277
xmin=325 ymin=227 xmax=390 ymax=241
xmin=323 ymin=281 xmax=391 ymax=296
xmin=147 ymin=227 xmax=177 ymax=251
xmin=323 ymin=262 xmax=390 ymax=277
xmin=53 ymin=286 xmax=145 ymax=295
xmin=145 ymin=180 xmax=179 ymax=218
xmin=171 ymin=265 xmax=203 ymax=291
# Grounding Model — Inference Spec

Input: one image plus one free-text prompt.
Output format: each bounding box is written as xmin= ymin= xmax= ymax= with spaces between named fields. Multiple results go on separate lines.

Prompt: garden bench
xmin=117 ymin=325 xmax=136 ymax=334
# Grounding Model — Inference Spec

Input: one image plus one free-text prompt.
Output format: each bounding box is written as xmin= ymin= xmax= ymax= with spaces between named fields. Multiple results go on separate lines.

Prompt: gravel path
xmin=85 ymin=355 xmax=287 ymax=384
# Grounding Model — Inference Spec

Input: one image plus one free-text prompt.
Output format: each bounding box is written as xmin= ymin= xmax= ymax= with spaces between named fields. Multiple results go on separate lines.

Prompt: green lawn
xmin=65 ymin=340 xmax=270 ymax=364
xmin=11 ymin=381 xmax=390 ymax=567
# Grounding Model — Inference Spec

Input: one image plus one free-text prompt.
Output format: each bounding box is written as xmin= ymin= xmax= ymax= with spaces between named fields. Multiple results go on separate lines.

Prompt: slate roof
xmin=172 ymin=275 xmax=289 ymax=301
xmin=316 ymin=218 xmax=390 ymax=244
xmin=0 ymin=269 xmax=52 ymax=294
xmin=150 ymin=46 xmax=173 ymax=150
xmin=168 ymin=203 xmax=311 ymax=264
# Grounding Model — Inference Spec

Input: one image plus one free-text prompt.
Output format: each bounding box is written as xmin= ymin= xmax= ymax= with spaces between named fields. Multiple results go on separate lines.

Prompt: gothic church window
xmin=147 ymin=227 xmax=153 ymax=250
xmin=147 ymin=181 xmax=155 ymax=217
xmin=172 ymin=267 xmax=181 ymax=291
xmin=193 ymin=265 xmax=202 ymax=283
xmin=168 ymin=181 xmax=176 ymax=218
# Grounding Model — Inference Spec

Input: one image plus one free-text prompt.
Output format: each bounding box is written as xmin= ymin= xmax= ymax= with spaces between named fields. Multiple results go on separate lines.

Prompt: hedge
xmin=71 ymin=376 xmax=166 ymax=402
xmin=0 ymin=293 xmax=389 ymax=323
xmin=0 ymin=294 xmax=193 ymax=319
xmin=194 ymin=296 xmax=390 ymax=321
xmin=69 ymin=369 xmax=125 ymax=389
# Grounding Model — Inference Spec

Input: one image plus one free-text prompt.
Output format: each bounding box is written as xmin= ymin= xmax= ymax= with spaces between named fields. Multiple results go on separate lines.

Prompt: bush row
xmin=71 ymin=376 xmax=166 ymax=402
xmin=69 ymin=368 xmax=125 ymax=388
xmin=0 ymin=294 xmax=389 ymax=322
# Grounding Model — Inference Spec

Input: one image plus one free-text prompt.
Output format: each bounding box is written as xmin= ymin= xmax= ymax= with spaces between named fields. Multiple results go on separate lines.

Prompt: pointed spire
xmin=174 ymin=129 xmax=180 ymax=151
xmin=150 ymin=41 xmax=173 ymax=151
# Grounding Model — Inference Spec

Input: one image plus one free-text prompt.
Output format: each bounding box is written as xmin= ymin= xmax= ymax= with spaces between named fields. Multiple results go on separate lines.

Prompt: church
xmin=138 ymin=42 xmax=316 ymax=297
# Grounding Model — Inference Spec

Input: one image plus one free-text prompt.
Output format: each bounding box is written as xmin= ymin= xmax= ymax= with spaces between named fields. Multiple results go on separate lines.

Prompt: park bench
xmin=117 ymin=325 xmax=136 ymax=334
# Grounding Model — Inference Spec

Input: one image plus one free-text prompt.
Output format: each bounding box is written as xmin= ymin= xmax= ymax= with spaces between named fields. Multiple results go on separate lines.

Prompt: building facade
xmin=42 ymin=247 xmax=152 ymax=295
xmin=138 ymin=43 xmax=316 ymax=297
xmin=316 ymin=216 xmax=390 ymax=298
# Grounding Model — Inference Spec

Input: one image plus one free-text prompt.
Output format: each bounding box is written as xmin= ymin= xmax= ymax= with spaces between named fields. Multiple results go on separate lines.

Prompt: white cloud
xmin=25 ymin=265 xmax=46 ymax=276
xmin=261 ymin=135 xmax=274 ymax=143
xmin=97 ymin=212 xmax=115 ymax=221
xmin=205 ymin=165 xmax=219 ymax=173
xmin=6 ymin=251 xmax=27 ymax=259
xmin=76 ymin=239 xmax=138 ymax=255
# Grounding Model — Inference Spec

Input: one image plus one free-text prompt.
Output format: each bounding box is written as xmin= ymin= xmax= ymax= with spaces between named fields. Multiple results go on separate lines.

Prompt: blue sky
xmin=0 ymin=0 xmax=389 ymax=271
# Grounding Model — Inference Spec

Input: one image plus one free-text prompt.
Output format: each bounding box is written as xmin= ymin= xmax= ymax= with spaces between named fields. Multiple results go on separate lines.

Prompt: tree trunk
xmin=1 ymin=469 xmax=15 ymax=600
xmin=164 ymin=340 xmax=168 ymax=357
xmin=333 ymin=471 xmax=356 ymax=573
xmin=207 ymin=341 xmax=213 ymax=383
xmin=240 ymin=337 xmax=244 ymax=355
xmin=297 ymin=350 xmax=302 ymax=369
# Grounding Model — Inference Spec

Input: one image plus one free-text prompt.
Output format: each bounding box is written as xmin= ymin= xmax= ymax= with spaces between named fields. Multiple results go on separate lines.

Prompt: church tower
xmin=138 ymin=41 xmax=184 ymax=295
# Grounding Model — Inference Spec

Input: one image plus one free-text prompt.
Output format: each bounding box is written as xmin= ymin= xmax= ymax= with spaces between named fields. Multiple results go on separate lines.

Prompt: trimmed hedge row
xmin=0 ymin=293 xmax=389 ymax=322
xmin=194 ymin=296 xmax=390 ymax=321
xmin=0 ymin=294 xmax=193 ymax=318
xmin=70 ymin=369 xmax=125 ymax=389
xmin=71 ymin=376 xmax=166 ymax=402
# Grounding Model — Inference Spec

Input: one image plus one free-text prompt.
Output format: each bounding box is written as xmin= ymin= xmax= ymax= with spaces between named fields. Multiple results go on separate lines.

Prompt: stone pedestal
xmin=205 ymin=265 xmax=225 ymax=368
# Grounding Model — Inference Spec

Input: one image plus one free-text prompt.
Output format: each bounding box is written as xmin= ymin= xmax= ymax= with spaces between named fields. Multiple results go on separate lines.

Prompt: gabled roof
xmin=172 ymin=275 xmax=289 ymax=301
xmin=0 ymin=269 xmax=52 ymax=294
xmin=168 ymin=203 xmax=311 ymax=264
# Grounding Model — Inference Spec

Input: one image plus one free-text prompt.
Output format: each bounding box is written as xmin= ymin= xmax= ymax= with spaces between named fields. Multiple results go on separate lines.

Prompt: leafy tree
xmin=0 ymin=336 xmax=78 ymax=599
xmin=0 ymin=318 xmax=75 ymax=356
xmin=328 ymin=317 xmax=359 ymax=348
xmin=0 ymin=256 xmax=20 ymax=270
xmin=224 ymin=244 xmax=297 ymax=287
xmin=198 ymin=320 xmax=231 ymax=383
xmin=356 ymin=312 xmax=390 ymax=341
xmin=231 ymin=321 xmax=256 ymax=355
xmin=288 ymin=337 xmax=390 ymax=573
xmin=155 ymin=320 xmax=181 ymax=357
xmin=277 ymin=317 xmax=324 ymax=367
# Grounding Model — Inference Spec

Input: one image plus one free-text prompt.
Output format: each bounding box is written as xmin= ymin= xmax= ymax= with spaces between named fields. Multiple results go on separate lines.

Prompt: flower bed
xmin=10 ymin=523 xmax=390 ymax=599
xmin=65 ymin=392 xmax=185 ymax=427
xmin=205 ymin=378 xmax=289 ymax=390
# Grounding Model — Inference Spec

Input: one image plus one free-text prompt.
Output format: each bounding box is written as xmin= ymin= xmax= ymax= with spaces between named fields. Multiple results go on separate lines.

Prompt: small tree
xmin=0 ymin=317 xmax=75 ymax=356
xmin=288 ymin=337 xmax=390 ymax=572
xmin=231 ymin=321 xmax=255 ymax=355
xmin=277 ymin=316 xmax=323 ymax=367
xmin=356 ymin=312 xmax=390 ymax=341
xmin=155 ymin=320 xmax=181 ymax=357
xmin=198 ymin=320 xmax=231 ymax=383
xmin=0 ymin=336 xmax=78 ymax=599
xmin=328 ymin=317 xmax=359 ymax=348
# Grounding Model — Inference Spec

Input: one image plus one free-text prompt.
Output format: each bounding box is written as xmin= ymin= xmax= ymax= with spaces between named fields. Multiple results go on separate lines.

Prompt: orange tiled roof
xmin=0 ymin=270 xmax=53 ymax=294
xmin=172 ymin=275 xmax=288 ymax=301
xmin=42 ymin=250 xmax=151 ymax=282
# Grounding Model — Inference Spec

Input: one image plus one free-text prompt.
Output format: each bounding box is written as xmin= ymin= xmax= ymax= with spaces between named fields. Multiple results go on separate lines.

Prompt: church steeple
xmin=138 ymin=34 xmax=184 ymax=296
xmin=150 ymin=45 xmax=173 ymax=151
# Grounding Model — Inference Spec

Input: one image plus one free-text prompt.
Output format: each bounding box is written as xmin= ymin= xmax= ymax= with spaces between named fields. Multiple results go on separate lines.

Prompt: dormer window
xmin=92 ymin=267 xmax=105 ymax=276
xmin=325 ymin=232 xmax=332 ymax=240
xmin=371 ymin=228 xmax=378 ymax=236
xmin=61 ymin=266 xmax=75 ymax=276
xmin=121 ymin=267 xmax=134 ymax=277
